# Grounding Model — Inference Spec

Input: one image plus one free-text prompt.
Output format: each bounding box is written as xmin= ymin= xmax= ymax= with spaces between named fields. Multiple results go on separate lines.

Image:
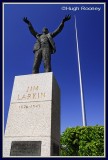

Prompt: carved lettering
xmin=38 ymin=93 xmax=40 ymax=99
xmin=22 ymin=94 xmax=26 ymax=100
xmin=27 ymin=94 xmax=31 ymax=99
xmin=17 ymin=93 xmax=46 ymax=100
xmin=40 ymin=93 xmax=45 ymax=98
xmin=26 ymin=86 xmax=39 ymax=92
xmin=33 ymin=93 xmax=36 ymax=99
xmin=17 ymin=94 xmax=22 ymax=100
xmin=33 ymin=86 xmax=39 ymax=92
xmin=17 ymin=85 xmax=46 ymax=101
xmin=19 ymin=104 xmax=40 ymax=109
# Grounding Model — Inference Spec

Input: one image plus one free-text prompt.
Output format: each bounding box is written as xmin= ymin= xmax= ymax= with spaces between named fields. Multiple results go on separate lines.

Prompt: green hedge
xmin=60 ymin=125 xmax=104 ymax=156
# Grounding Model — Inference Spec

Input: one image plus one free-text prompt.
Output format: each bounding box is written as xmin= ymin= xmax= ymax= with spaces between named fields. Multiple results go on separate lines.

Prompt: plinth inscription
xmin=10 ymin=141 xmax=41 ymax=156
xmin=17 ymin=85 xmax=46 ymax=101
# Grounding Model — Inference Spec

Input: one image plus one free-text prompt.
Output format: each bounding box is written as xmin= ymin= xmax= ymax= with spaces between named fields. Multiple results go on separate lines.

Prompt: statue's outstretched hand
xmin=63 ymin=15 xmax=71 ymax=23
xmin=23 ymin=17 xmax=30 ymax=24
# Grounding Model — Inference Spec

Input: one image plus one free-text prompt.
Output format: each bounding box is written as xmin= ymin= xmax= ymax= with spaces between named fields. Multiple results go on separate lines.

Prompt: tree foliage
xmin=60 ymin=125 xmax=104 ymax=156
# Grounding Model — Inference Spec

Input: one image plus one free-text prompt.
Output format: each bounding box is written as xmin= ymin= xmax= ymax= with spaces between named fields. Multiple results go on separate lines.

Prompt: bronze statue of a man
xmin=23 ymin=15 xmax=71 ymax=73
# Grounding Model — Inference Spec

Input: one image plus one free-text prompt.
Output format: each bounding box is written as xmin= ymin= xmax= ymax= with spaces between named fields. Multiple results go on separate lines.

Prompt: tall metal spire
xmin=74 ymin=15 xmax=87 ymax=126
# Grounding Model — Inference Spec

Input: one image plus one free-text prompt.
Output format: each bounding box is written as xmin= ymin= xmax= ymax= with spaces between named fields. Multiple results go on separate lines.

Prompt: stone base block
xmin=3 ymin=72 xmax=60 ymax=157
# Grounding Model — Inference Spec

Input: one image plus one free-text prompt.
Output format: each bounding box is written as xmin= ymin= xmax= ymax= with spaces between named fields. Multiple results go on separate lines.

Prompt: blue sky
xmin=3 ymin=3 xmax=105 ymax=133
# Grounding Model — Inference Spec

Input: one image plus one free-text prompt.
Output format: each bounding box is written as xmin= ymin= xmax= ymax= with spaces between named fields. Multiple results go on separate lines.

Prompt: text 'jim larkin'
xmin=17 ymin=86 xmax=46 ymax=101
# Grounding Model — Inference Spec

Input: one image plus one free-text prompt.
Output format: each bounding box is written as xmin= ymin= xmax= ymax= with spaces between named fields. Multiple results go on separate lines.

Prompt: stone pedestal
xmin=3 ymin=72 xmax=60 ymax=157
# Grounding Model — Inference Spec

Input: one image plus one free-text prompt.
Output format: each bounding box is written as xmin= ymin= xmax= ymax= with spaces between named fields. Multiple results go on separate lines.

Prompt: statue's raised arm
xmin=23 ymin=17 xmax=38 ymax=38
xmin=51 ymin=15 xmax=71 ymax=38
xmin=62 ymin=14 xmax=71 ymax=23
xmin=23 ymin=17 xmax=30 ymax=25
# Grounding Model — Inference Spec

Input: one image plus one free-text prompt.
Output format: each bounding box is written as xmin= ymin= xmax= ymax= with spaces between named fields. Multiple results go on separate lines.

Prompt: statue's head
xmin=42 ymin=27 xmax=49 ymax=34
